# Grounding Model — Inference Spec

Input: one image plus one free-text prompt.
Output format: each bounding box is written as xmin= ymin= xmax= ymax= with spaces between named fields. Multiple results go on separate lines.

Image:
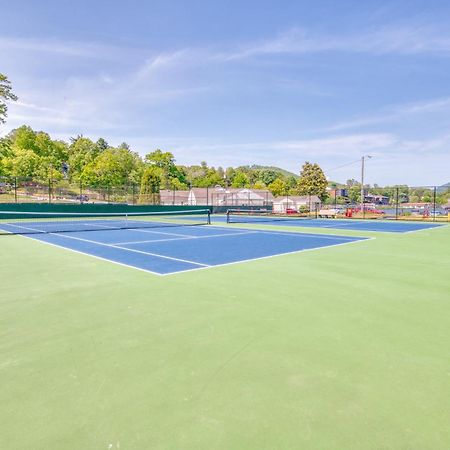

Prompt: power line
xmin=325 ymin=158 xmax=361 ymax=173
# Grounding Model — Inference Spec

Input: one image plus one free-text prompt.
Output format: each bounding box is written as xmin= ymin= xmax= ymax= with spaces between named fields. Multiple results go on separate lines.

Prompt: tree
xmin=259 ymin=169 xmax=279 ymax=186
xmin=96 ymin=138 xmax=109 ymax=152
xmin=80 ymin=147 xmax=143 ymax=187
xmin=297 ymin=162 xmax=328 ymax=201
xmin=231 ymin=171 xmax=250 ymax=188
xmin=286 ymin=176 xmax=298 ymax=189
xmin=3 ymin=148 xmax=41 ymax=178
xmin=268 ymin=178 xmax=289 ymax=197
xmin=145 ymin=149 xmax=187 ymax=189
xmin=1 ymin=126 xmax=69 ymax=181
xmin=139 ymin=166 xmax=162 ymax=203
xmin=348 ymin=185 xmax=361 ymax=203
xmin=0 ymin=74 xmax=18 ymax=124
xmin=252 ymin=180 xmax=267 ymax=190
xmin=225 ymin=167 xmax=236 ymax=186
xmin=68 ymin=137 xmax=101 ymax=181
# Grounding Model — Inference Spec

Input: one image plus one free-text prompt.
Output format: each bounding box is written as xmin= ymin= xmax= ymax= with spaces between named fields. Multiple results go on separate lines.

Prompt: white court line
xmin=3 ymin=221 xmax=374 ymax=276
xmin=3 ymin=221 xmax=208 ymax=267
xmin=160 ymin=236 xmax=376 ymax=276
xmin=81 ymin=221 xmax=195 ymax=238
xmin=13 ymin=232 xmax=165 ymax=276
xmin=228 ymin=218 xmax=449 ymax=234
xmin=208 ymin=224 xmax=366 ymax=241
xmin=111 ymin=231 xmax=257 ymax=245
xmin=0 ymin=222 xmax=46 ymax=233
xmin=402 ymin=223 xmax=449 ymax=234
xmin=47 ymin=232 xmax=210 ymax=267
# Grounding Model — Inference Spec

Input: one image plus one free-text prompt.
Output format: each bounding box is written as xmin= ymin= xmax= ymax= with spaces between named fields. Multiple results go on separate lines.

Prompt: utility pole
xmin=360 ymin=155 xmax=371 ymax=217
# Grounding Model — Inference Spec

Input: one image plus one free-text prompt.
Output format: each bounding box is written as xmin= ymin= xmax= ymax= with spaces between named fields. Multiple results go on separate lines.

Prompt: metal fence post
xmin=48 ymin=179 xmax=52 ymax=204
xmin=14 ymin=177 xmax=18 ymax=203
xmin=433 ymin=186 xmax=437 ymax=222
xmin=395 ymin=187 xmax=399 ymax=220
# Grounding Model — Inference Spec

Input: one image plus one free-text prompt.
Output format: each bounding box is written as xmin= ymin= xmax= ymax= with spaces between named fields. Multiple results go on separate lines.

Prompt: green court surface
xmin=1 ymin=224 xmax=449 ymax=450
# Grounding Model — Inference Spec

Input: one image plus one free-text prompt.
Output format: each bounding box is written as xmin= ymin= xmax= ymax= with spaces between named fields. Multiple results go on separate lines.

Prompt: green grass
xmin=1 ymin=224 xmax=449 ymax=449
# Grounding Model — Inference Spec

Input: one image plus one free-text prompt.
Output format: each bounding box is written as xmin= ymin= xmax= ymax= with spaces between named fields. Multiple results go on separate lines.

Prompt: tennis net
xmin=0 ymin=209 xmax=211 ymax=235
xmin=226 ymin=209 xmax=312 ymax=224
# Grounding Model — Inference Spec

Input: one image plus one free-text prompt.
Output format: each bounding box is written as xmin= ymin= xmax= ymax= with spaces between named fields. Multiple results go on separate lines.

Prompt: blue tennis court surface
xmin=218 ymin=216 xmax=445 ymax=233
xmin=18 ymin=224 xmax=368 ymax=275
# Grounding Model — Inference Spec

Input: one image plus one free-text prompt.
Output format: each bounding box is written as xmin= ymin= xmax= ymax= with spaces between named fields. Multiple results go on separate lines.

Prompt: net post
xmin=226 ymin=209 xmax=230 ymax=223
xmin=207 ymin=210 xmax=211 ymax=224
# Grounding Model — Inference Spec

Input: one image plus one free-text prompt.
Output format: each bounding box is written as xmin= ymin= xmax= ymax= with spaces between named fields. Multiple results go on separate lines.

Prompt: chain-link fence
xmin=1 ymin=177 xmax=448 ymax=221
xmin=323 ymin=185 xmax=450 ymax=221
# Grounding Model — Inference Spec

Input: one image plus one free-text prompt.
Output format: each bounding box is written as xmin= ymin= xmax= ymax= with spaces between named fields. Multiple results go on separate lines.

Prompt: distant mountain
xmin=437 ymin=182 xmax=450 ymax=193
xmin=243 ymin=165 xmax=299 ymax=179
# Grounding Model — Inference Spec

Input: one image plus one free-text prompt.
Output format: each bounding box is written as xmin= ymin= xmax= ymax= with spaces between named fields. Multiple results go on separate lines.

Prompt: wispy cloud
xmin=322 ymin=96 xmax=450 ymax=132
xmin=220 ymin=25 xmax=450 ymax=61
xmin=0 ymin=36 xmax=137 ymax=61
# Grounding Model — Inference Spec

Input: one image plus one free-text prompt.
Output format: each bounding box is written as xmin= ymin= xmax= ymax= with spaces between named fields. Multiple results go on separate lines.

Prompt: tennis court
xmin=0 ymin=209 xmax=368 ymax=274
xmin=2 ymin=206 xmax=450 ymax=450
xmin=223 ymin=211 xmax=446 ymax=233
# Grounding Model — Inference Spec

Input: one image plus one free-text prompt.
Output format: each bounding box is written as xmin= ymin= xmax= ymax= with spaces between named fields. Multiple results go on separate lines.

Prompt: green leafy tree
xmin=3 ymin=148 xmax=41 ymax=178
xmin=225 ymin=167 xmax=235 ymax=186
xmin=0 ymin=74 xmax=18 ymax=124
xmin=139 ymin=166 xmax=162 ymax=203
xmin=268 ymin=178 xmax=290 ymax=197
xmin=68 ymin=137 xmax=101 ymax=181
xmin=286 ymin=176 xmax=298 ymax=189
xmin=348 ymin=185 xmax=361 ymax=203
xmin=0 ymin=137 xmax=13 ymax=176
xmin=81 ymin=148 xmax=143 ymax=187
xmin=1 ymin=126 xmax=68 ymax=181
xmin=145 ymin=149 xmax=187 ymax=189
xmin=252 ymin=180 xmax=267 ymax=190
xmin=297 ymin=162 xmax=328 ymax=201
xmin=96 ymin=138 xmax=109 ymax=152
xmin=259 ymin=169 xmax=279 ymax=186
xmin=231 ymin=171 xmax=250 ymax=188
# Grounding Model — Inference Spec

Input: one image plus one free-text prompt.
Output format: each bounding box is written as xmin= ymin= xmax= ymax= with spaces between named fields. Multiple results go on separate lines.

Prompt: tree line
xmin=0 ymin=125 xmax=329 ymax=200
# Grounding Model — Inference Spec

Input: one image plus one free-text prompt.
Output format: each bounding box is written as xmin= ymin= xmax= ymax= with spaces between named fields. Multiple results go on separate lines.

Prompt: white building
xmin=273 ymin=195 xmax=321 ymax=213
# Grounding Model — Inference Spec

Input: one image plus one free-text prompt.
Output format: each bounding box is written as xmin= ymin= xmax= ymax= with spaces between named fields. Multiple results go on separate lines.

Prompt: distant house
xmin=209 ymin=187 xmax=273 ymax=207
xmin=159 ymin=189 xmax=190 ymax=205
xmin=273 ymin=195 xmax=321 ymax=213
xmin=364 ymin=193 xmax=390 ymax=205
xmin=329 ymin=188 xmax=348 ymax=198
xmin=159 ymin=187 xmax=273 ymax=207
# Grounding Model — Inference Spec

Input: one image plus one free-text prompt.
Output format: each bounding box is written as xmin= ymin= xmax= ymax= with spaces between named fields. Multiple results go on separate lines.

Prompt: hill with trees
xmin=0 ymin=126 xmax=331 ymax=200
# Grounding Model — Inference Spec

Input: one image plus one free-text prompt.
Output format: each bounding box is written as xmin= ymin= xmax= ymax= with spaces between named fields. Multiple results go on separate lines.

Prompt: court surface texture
xmin=13 ymin=222 xmax=368 ymax=275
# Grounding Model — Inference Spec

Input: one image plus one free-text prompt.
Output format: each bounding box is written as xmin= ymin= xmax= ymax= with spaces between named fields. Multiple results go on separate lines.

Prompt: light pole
xmin=360 ymin=155 xmax=372 ymax=217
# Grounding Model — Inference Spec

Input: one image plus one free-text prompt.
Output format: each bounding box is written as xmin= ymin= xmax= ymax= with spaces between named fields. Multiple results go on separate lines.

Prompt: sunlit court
xmin=1 ymin=1 xmax=450 ymax=449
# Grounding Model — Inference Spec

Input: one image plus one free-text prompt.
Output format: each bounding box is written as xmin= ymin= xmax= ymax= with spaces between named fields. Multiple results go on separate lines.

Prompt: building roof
xmin=273 ymin=195 xmax=321 ymax=203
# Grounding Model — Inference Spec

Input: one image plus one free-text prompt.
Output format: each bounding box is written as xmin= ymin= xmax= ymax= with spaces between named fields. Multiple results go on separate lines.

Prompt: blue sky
xmin=1 ymin=0 xmax=450 ymax=185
